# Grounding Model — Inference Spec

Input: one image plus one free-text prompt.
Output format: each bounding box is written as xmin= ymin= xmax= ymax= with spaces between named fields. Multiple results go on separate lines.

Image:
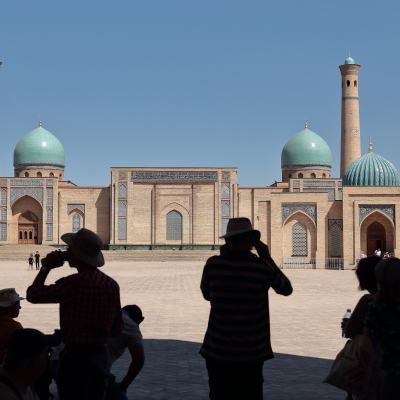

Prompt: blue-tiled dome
xmin=14 ymin=124 xmax=65 ymax=170
xmin=343 ymin=152 xmax=400 ymax=186
xmin=281 ymin=127 xmax=332 ymax=171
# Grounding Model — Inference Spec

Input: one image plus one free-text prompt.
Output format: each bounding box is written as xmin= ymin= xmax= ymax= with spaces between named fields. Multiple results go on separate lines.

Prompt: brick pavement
xmin=1 ymin=260 xmax=363 ymax=399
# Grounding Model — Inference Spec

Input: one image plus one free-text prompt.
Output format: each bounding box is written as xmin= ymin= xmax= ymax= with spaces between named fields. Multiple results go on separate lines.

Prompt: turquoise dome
xmin=345 ymin=57 xmax=355 ymax=65
xmin=13 ymin=125 xmax=65 ymax=170
xmin=343 ymin=152 xmax=400 ymax=186
xmin=281 ymin=128 xmax=332 ymax=171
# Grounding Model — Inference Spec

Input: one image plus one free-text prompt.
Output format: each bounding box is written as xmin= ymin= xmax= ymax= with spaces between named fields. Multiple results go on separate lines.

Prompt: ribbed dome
xmin=343 ymin=152 xmax=400 ymax=186
xmin=281 ymin=127 xmax=332 ymax=171
xmin=14 ymin=125 xmax=65 ymax=170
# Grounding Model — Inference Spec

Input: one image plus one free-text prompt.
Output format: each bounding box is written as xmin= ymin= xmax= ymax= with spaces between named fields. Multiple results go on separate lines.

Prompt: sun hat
xmin=219 ymin=217 xmax=261 ymax=241
xmin=375 ymin=257 xmax=400 ymax=285
xmin=61 ymin=228 xmax=104 ymax=267
xmin=6 ymin=328 xmax=61 ymax=359
xmin=0 ymin=288 xmax=25 ymax=307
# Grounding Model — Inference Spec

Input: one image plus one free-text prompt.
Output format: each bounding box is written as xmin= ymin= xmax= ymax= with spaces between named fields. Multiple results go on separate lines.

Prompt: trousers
xmin=206 ymin=359 xmax=264 ymax=400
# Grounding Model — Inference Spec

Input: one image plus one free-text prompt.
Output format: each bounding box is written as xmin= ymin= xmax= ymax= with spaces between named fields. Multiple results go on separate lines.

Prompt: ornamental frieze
xmin=10 ymin=188 xmax=43 ymax=206
xmin=359 ymin=205 xmax=395 ymax=225
xmin=131 ymin=171 xmax=218 ymax=181
xmin=282 ymin=205 xmax=316 ymax=226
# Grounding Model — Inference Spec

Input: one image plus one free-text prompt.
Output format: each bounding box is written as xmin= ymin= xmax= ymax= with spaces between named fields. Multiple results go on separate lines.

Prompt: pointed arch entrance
xmin=367 ymin=222 xmax=386 ymax=257
xmin=18 ymin=211 xmax=39 ymax=244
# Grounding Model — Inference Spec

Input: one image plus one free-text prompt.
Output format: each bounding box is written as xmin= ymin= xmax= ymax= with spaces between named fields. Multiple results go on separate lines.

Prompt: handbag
xmin=323 ymin=327 xmax=375 ymax=398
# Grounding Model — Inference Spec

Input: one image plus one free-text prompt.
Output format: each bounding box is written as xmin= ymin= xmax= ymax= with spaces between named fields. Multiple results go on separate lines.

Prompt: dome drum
xmin=281 ymin=163 xmax=331 ymax=171
xmin=14 ymin=162 xmax=65 ymax=170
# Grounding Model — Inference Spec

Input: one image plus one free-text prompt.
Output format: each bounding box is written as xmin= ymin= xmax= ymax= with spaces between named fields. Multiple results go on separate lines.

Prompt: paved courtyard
xmin=2 ymin=259 xmax=363 ymax=399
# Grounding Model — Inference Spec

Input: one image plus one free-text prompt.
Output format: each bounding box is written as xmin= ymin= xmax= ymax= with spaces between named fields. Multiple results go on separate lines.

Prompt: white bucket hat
xmin=61 ymin=228 xmax=104 ymax=267
xmin=219 ymin=217 xmax=261 ymax=241
xmin=0 ymin=288 xmax=25 ymax=307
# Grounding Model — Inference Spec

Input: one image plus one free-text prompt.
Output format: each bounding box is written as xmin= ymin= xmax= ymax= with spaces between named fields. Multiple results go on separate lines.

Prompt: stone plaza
xmin=2 ymin=258 xmax=364 ymax=399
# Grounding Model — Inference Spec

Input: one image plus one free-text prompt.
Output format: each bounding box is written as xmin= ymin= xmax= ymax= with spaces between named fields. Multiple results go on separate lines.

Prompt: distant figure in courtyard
xmin=200 ymin=217 xmax=293 ymax=400
xmin=26 ymin=228 xmax=124 ymax=400
xmin=106 ymin=304 xmax=145 ymax=399
xmin=343 ymin=256 xmax=384 ymax=400
xmin=384 ymin=252 xmax=390 ymax=259
xmin=0 ymin=328 xmax=60 ymax=400
xmin=35 ymin=251 xmax=40 ymax=270
xmin=375 ymin=248 xmax=382 ymax=257
xmin=360 ymin=252 xmax=366 ymax=259
xmin=28 ymin=254 xmax=34 ymax=270
xmin=365 ymin=258 xmax=400 ymax=400
xmin=0 ymin=288 xmax=24 ymax=364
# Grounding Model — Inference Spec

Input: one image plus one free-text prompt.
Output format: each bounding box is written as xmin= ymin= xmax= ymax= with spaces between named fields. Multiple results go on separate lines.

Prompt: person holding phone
xmin=200 ymin=217 xmax=293 ymax=400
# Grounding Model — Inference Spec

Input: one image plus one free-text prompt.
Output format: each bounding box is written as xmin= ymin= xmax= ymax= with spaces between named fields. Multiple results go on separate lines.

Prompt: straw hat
xmin=0 ymin=288 xmax=25 ymax=307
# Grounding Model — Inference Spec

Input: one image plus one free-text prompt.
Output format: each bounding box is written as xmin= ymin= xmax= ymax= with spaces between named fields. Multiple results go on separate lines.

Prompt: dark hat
xmin=123 ymin=305 xmax=143 ymax=319
xmin=219 ymin=217 xmax=260 ymax=241
xmin=6 ymin=328 xmax=61 ymax=359
xmin=61 ymin=228 xmax=104 ymax=267
xmin=375 ymin=257 xmax=400 ymax=285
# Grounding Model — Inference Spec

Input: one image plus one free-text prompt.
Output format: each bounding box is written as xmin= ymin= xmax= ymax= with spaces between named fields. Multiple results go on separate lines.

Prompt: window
xmin=25 ymin=172 xmax=29 ymax=177
xmin=119 ymin=184 xmax=127 ymax=199
xmin=311 ymin=173 xmax=316 ymax=178
xmin=222 ymin=203 xmax=230 ymax=217
xmin=49 ymin=173 xmax=54 ymax=177
xmin=46 ymin=224 xmax=53 ymax=241
xmin=331 ymin=225 xmax=341 ymax=257
xmin=292 ymin=222 xmax=307 ymax=256
xmin=47 ymin=208 xmax=53 ymax=222
xmin=1 ymin=223 xmax=6 ymax=241
xmin=119 ymin=203 xmax=127 ymax=217
xmin=166 ymin=210 xmax=182 ymax=240
xmin=1 ymin=190 xmax=6 ymax=206
xmin=354 ymin=80 xmax=357 ymax=87
xmin=222 ymin=184 xmax=230 ymax=199
xmin=347 ymin=80 xmax=350 ymax=87
xmin=222 ymin=219 xmax=229 ymax=236
xmin=118 ymin=218 xmax=127 ymax=240
xmin=29 ymin=231 xmax=32 ymax=239
xmin=1 ymin=208 xmax=6 ymax=221
xmin=37 ymin=172 xmax=42 ymax=177
xmin=72 ymin=214 xmax=81 ymax=233
xmin=47 ymin=189 xmax=53 ymax=205
xmin=322 ymin=173 xmax=326 ymax=178
xmin=24 ymin=231 xmax=27 ymax=239
xmin=298 ymin=173 xmax=303 ymax=178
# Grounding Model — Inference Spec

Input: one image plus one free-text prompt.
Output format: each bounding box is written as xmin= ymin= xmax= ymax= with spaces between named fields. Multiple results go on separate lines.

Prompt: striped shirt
xmin=200 ymin=250 xmax=291 ymax=363
xmin=27 ymin=268 xmax=123 ymax=346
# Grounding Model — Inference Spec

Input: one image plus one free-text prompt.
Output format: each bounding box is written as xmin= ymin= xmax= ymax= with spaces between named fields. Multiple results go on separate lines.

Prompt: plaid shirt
xmin=27 ymin=268 xmax=124 ymax=345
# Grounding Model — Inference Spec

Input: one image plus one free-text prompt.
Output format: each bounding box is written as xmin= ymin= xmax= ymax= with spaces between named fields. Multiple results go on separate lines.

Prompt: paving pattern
xmin=1 ymin=259 xmax=363 ymax=399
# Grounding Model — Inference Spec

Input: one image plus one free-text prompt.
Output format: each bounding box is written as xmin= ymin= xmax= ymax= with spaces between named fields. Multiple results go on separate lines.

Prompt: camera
xmin=41 ymin=251 xmax=68 ymax=268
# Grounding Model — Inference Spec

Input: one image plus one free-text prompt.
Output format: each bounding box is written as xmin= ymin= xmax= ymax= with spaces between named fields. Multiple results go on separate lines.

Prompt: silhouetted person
xmin=34 ymin=252 xmax=40 ymax=270
xmin=26 ymin=228 xmax=124 ymax=400
xmin=200 ymin=218 xmax=293 ymax=400
xmin=0 ymin=328 xmax=60 ymax=400
xmin=106 ymin=305 xmax=145 ymax=399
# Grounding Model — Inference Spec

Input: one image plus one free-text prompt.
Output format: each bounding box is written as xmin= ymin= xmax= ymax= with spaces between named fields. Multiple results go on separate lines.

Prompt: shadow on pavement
xmin=109 ymin=339 xmax=344 ymax=400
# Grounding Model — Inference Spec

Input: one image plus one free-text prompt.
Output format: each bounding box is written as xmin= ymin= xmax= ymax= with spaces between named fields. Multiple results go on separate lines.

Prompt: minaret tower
xmin=339 ymin=52 xmax=361 ymax=177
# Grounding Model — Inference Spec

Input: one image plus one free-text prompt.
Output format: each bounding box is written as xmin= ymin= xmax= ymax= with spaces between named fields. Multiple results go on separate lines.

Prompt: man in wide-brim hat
xmin=26 ymin=228 xmax=124 ymax=400
xmin=200 ymin=218 xmax=293 ymax=400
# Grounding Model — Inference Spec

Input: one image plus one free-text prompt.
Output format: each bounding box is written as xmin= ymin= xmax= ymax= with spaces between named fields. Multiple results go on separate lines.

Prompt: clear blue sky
xmin=1 ymin=1 xmax=399 ymax=186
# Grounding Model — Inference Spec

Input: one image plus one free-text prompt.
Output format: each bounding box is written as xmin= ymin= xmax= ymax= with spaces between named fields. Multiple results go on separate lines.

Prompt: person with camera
xmin=26 ymin=228 xmax=124 ymax=400
xmin=200 ymin=218 xmax=293 ymax=400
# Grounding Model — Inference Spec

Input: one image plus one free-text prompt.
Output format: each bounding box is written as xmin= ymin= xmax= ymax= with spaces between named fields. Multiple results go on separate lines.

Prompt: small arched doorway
xmin=18 ymin=211 xmax=39 ymax=244
xmin=367 ymin=222 xmax=386 ymax=257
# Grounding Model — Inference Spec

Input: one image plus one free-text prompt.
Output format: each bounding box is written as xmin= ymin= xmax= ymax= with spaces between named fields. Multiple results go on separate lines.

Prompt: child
xmin=28 ymin=253 xmax=34 ymax=270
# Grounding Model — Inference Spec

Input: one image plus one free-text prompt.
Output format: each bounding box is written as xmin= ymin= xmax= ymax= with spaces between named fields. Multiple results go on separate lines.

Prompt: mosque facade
xmin=2 ymin=55 xmax=400 ymax=267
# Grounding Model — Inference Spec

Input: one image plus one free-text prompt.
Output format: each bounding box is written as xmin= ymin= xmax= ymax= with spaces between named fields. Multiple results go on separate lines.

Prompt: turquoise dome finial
xmin=281 ymin=126 xmax=332 ymax=171
xmin=13 ymin=124 xmax=65 ymax=170
xmin=345 ymin=50 xmax=355 ymax=65
xmin=343 ymin=143 xmax=400 ymax=186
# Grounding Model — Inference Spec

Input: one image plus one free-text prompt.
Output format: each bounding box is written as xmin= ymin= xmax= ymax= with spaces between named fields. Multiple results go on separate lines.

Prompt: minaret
xmin=339 ymin=52 xmax=361 ymax=178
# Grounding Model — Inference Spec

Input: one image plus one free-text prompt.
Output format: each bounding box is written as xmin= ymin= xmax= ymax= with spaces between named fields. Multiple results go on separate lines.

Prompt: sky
xmin=1 ymin=1 xmax=400 ymax=187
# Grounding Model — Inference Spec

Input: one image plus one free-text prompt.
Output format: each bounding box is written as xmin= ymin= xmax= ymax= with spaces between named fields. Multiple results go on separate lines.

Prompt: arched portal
xmin=367 ymin=222 xmax=386 ymax=257
xmin=18 ymin=211 xmax=39 ymax=244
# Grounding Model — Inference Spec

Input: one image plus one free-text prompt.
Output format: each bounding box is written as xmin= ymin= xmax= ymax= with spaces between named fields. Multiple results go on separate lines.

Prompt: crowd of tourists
xmin=0 ymin=218 xmax=399 ymax=400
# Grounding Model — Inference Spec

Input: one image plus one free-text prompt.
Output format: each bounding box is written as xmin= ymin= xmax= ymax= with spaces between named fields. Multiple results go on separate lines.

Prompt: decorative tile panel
xmin=46 ymin=180 xmax=53 ymax=186
xmin=10 ymin=188 xmax=43 ymax=206
xmin=359 ymin=205 xmax=395 ymax=225
xmin=331 ymin=225 xmax=341 ymax=257
xmin=339 ymin=191 xmax=343 ymax=200
xmin=292 ymin=222 xmax=307 ymax=256
xmin=222 ymin=202 xmax=230 ymax=217
xmin=46 ymin=224 xmax=53 ymax=241
xmin=47 ymin=189 xmax=53 ymax=205
xmin=1 ymin=208 xmax=6 ymax=221
xmin=293 ymin=180 xmax=300 ymax=188
xmin=342 ymin=97 xmax=359 ymax=101
xmin=119 ymin=203 xmax=127 ymax=217
xmin=0 ymin=180 xmax=7 ymax=186
xmin=47 ymin=207 xmax=53 ymax=222
xmin=221 ymin=184 xmax=230 ymax=199
xmin=328 ymin=219 xmax=343 ymax=230
xmin=222 ymin=219 xmax=229 ymax=236
xmin=118 ymin=184 xmax=127 ymax=199
xmin=303 ymin=188 xmax=335 ymax=200
xmin=1 ymin=223 xmax=6 ymax=241
xmin=338 ymin=181 xmax=342 ymax=187
xmin=131 ymin=171 xmax=218 ymax=181
xmin=10 ymin=180 xmax=43 ymax=186
xmin=221 ymin=172 xmax=230 ymax=181
xmin=341 ymin=129 xmax=360 ymax=134
xmin=303 ymin=181 xmax=335 ymax=187
xmin=72 ymin=214 xmax=81 ymax=233
xmin=166 ymin=210 xmax=182 ymax=240
xmin=282 ymin=205 xmax=316 ymax=226
xmin=293 ymin=188 xmax=300 ymax=192
xmin=1 ymin=189 xmax=6 ymax=206
xmin=118 ymin=218 xmax=127 ymax=240
xmin=67 ymin=204 xmax=85 ymax=214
